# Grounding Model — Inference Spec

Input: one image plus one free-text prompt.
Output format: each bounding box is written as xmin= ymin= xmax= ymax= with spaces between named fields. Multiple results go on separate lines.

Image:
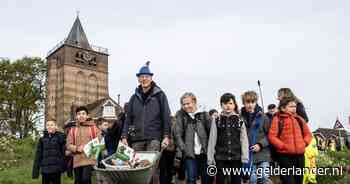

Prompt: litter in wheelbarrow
xmin=108 ymin=158 xmax=151 ymax=169
xmin=102 ymin=151 xmax=155 ymax=170
xmin=102 ymin=142 xmax=152 ymax=169
xmin=94 ymin=151 xmax=161 ymax=184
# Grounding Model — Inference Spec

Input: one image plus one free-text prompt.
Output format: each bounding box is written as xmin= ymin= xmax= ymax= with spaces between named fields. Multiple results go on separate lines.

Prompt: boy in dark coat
xmin=241 ymin=91 xmax=271 ymax=184
xmin=32 ymin=119 xmax=66 ymax=184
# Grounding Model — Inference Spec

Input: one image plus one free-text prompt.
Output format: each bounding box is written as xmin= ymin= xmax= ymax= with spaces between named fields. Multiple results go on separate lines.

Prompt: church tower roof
xmin=65 ymin=15 xmax=91 ymax=49
xmin=47 ymin=14 xmax=108 ymax=57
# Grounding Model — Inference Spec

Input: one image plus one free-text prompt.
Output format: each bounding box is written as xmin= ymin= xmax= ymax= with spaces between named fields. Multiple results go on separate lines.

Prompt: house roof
xmin=85 ymin=98 xmax=108 ymax=112
xmin=67 ymin=97 xmax=122 ymax=124
xmin=314 ymin=132 xmax=326 ymax=140
xmin=313 ymin=128 xmax=348 ymax=139
xmin=87 ymin=97 xmax=122 ymax=116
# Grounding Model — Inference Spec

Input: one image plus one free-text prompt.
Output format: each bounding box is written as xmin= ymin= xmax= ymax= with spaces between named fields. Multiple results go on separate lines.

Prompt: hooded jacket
xmin=122 ymin=82 xmax=171 ymax=142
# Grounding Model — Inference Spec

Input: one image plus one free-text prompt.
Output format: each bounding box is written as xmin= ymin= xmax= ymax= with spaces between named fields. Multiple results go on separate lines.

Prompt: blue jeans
xmin=249 ymin=161 xmax=270 ymax=184
xmin=185 ymin=158 xmax=197 ymax=184
xmin=184 ymin=154 xmax=212 ymax=184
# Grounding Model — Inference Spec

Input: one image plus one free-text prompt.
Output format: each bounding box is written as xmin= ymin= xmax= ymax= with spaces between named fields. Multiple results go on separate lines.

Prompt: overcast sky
xmin=1 ymin=0 xmax=350 ymax=131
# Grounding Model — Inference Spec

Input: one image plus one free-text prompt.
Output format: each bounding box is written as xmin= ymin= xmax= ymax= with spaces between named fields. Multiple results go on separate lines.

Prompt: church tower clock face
xmin=75 ymin=51 xmax=97 ymax=66
xmin=83 ymin=51 xmax=92 ymax=62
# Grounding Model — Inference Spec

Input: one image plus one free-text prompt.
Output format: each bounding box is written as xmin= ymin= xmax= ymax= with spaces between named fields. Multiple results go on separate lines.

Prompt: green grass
xmin=317 ymin=149 xmax=350 ymax=184
xmin=0 ymin=137 xmax=73 ymax=184
xmin=0 ymin=162 xmax=73 ymax=184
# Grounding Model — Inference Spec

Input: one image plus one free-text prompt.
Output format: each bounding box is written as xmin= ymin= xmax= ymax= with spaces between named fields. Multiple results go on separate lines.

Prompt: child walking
xmin=66 ymin=106 xmax=100 ymax=184
xmin=268 ymin=97 xmax=312 ymax=184
xmin=32 ymin=119 xmax=66 ymax=184
xmin=241 ymin=91 xmax=271 ymax=184
xmin=174 ymin=92 xmax=212 ymax=184
xmin=207 ymin=93 xmax=249 ymax=184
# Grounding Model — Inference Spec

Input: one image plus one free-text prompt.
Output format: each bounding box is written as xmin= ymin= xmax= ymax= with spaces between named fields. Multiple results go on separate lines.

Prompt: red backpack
xmin=69 ymin=125 xmax=98 ymax=145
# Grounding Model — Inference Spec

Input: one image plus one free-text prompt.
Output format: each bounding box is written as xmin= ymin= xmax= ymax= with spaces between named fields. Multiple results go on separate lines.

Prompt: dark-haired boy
xmin=207 ymin=93 xmax=249 ymax=184
xmin=66 ymin=106 xmax=100 ymax=184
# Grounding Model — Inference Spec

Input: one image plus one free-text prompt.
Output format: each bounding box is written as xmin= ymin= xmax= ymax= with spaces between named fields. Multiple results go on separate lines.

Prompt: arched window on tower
xmin=75 ymin=71 xmax=86 ymax=105
xmin=88 ymin=74 xmax=98 ymax=103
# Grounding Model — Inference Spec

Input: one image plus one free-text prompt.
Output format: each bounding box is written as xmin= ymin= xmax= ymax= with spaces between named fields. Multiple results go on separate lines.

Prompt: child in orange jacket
xmin=268 ymin=97 xmax=312 ymax=184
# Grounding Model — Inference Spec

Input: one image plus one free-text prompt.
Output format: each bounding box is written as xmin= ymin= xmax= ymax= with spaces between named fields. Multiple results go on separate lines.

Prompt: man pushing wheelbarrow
xmin=120 ymin=61 xmax=172 ymax=184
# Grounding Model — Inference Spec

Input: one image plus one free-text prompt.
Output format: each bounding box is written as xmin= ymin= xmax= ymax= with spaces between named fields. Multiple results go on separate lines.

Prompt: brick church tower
xmin=45 ymin=16 xmax=109 ymax=129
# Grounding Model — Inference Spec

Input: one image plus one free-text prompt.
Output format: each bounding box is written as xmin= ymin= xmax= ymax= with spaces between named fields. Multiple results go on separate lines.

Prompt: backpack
xmin=69 ymin=125 xmax=98 ymax=145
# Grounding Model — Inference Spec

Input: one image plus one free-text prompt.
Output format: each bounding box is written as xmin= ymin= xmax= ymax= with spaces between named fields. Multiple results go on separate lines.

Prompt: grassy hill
xmin=0 ymin=135 xmax=72 ymax=184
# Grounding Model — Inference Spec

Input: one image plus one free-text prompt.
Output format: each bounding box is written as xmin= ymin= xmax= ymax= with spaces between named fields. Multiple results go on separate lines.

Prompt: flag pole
xmin=257 ymin=80 xmax=265 ymax=112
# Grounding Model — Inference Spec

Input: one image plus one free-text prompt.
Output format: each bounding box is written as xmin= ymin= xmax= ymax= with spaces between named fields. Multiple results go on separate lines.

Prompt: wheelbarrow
xmin=94 ymin=151 xmax=161 ymax=184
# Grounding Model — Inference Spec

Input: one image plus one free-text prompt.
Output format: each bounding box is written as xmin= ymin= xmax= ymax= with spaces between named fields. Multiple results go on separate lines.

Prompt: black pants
xmin=278 ymin=154 xmax=304 ymax=184
xmin=42 ymin=173 xmax=61 ymax=184
xmin=176 ymin=157 xmax=186 ymax=181
xmin=159 ymin=150 xmax=176 ymax=184
xmin=65 ymin=156 xmax=74 ymax=178
xmin=196 ymin=154 xmax=213 ymax=184
xmin=216 ymin=160 xmax=242 ymax=184
xmin=74 ymin=165 xmax=93 ymax=184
